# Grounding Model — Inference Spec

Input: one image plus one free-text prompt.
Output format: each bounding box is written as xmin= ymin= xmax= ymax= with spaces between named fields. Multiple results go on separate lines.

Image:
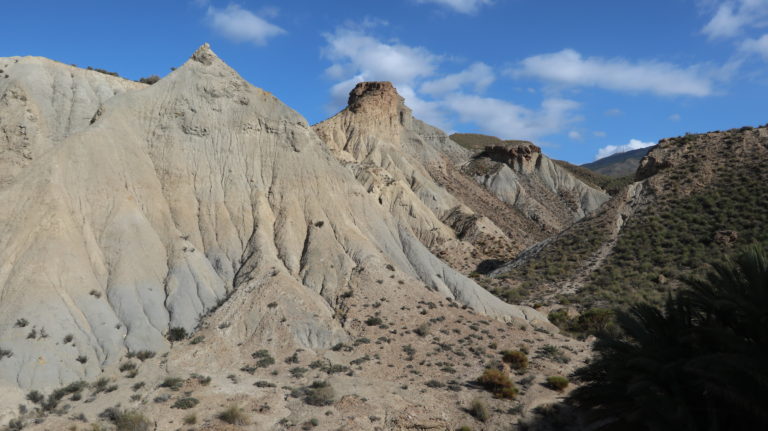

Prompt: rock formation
xmin=461 ymin=139 xmax=610 ymax=232
xmin=0 ymin=46 xmax=548 ymax=399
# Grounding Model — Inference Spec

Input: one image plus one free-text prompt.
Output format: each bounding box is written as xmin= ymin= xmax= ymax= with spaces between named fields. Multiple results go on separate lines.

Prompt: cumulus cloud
xmin=206 ymin=4 xmax=285 ymax=46
xmin=595 ymin=139 xmax=655 ymax=160
xmin=702 ymin=0 xmax=768 ymax=39
xmin=568 ymin=130 xmax=583 ymax=140
xmin=415 ymin=0 xmax=493 ymax=14
xmin=512 ymin=49 xmax=714 ymax=96
xmin=322 ymin=28 xmax=439 ymax=87
xmin=321 ymin=27 xmax=580 ymax=140
xmin=420 ymin=63 xmax=495 ymax=96
xmin=443 ymin=95 xmax=580 ymax=140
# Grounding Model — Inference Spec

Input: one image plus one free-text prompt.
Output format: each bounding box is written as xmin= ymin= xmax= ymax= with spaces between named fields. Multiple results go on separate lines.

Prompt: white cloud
xmin=741 ymin=33 xmax=768 ymax=58
xmin=568 ymin=130 xmax=583 ymax=140
xmin=321 ymin=27 xmax=580 ymax=140
xmin=702 ymin=0 xmax=768 ymax=39
xmin=443 ymin=95 xmax=580 ymax=140
xmin=593 ymin=131 xmax=607 ymax=138
xmin=206 ymin=4 xmax=285 ymax=46
xmin=322 ymin=28 xmax=439 ymax=86
xmin=398 ymin=86 xmax=452 ymax=130
xmin=415 ymin=0 xmax=493 ymax=14
xmin=595 ymin=139 xmax=655 ymax=160
xmin=605 ymin=108 xmax=623 ymax=117
xmin=669 ymin=113 xmax=682 ymax=121
xmin=513 ymin=49 xmax=714 ymax=97
xmin=420 ymin=63 xmax=495 ymax=96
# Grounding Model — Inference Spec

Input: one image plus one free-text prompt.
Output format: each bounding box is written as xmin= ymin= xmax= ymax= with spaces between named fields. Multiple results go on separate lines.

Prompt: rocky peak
xmin=191 ymin=42 xmax=217 ymax=65
xmin=477 ymin=142 xmax=542 ymax=166
xmin=347 ymin=81 xmax=412 ymax=126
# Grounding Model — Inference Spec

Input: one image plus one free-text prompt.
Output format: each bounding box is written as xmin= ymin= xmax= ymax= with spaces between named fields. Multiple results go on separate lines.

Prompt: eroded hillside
xmin=0 ymin=46 xmax=586 ymax=431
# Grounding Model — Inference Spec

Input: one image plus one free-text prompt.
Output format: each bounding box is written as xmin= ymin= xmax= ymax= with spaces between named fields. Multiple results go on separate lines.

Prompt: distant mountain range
xmin=581 ymin=146 xmax=655 ymax=177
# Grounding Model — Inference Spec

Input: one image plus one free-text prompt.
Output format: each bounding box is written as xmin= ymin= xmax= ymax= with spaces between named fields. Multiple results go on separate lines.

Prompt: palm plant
xmin=571 ymin=246 xmax=768 ymax=431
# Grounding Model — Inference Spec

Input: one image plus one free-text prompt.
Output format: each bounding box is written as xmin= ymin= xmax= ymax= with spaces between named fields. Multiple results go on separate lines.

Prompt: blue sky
xmin=3 ymin=0 xmax=767 ymax=163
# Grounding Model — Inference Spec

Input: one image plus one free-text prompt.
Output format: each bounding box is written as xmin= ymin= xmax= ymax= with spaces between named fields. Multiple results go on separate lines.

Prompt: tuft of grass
xmin=159 ymin=377 xmax=184 ymax=391
xmin=469 ymin=398 xmax=490 ymax=422
xmin=546 ymin=375 xmax=569 ymax=392
xmin=217 ymin=405 xmax=249 ymax=425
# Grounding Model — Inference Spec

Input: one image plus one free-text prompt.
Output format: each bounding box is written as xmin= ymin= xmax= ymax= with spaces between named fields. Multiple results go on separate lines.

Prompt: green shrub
xmin=183 ymin=414 xmax=197 ymax=425
xmin=119 ymin=361 xmax=137 ymax=372
xmin=477 ymin=368 xmax=518 ymax=399
xmin=138 ymin=75 xmax=160 ymax=85
xmin=546 ymin=376 xmax=569 ymax=391
xmin=167 ymin=327 xmax=188 ymax=341
xmin=172 ymin=397 xmax=199 ymax=409
xmin=414 ymin=323 xmax=430 ymax=336
xmin=501 ymin=350 xmax=528 ymax=371
xmin=130 ymin=350 xmax=155 ymax=361
xmin=218 ymin=405 xmax=249 ymax=425
xmin=159 ymin=377 xmax=184 ymax=391
xmin=100 ymin=407 xmax=152 ymax=431
xmin=469 ymin=398 xmax=489 ymax=422
xmin=425 ymin=380 xmax=444 ymax=388
xmin=365 ymin=316 xmax=383 ymax=326
xmin=304 ymin=381 xmax=335 ymax=406
xmin=26 ymin=390 xmax=44 ymax=404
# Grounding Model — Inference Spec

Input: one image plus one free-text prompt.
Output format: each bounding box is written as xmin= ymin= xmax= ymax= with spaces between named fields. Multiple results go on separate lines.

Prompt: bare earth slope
xmin=313 ymin=82 xmax=546 ymax=272
xmin=0 ymin=45 xmax=549 ymax=401
xmin=0 ymin=56 xmax=145 ymax=186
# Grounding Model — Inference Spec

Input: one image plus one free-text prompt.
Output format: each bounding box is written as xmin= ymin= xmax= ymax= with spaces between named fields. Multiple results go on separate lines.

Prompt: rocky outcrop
xmin=462 ymin=139 xmax=610 ymax=231
xmin=313 ymin=82 xmax=537 ymax=267
xmin=0 ymin=47 xmax=547 ymax=395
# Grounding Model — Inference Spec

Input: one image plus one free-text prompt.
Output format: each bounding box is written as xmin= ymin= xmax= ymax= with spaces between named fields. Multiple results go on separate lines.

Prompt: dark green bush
xmin=172 ymin=397 xmax=199 ymax=409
